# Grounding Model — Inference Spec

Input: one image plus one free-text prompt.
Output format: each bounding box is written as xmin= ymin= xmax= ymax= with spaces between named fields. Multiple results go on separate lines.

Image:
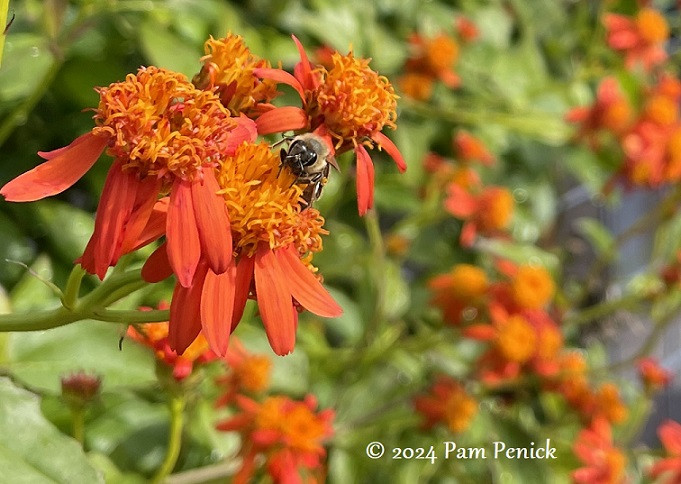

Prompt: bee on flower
xmin=254 ymin=35 xmax=406 ymax=215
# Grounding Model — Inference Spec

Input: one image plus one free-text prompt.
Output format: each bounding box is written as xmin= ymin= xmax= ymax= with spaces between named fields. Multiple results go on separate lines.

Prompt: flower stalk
xmin=152 ymin=395 xmax=186 ymax=484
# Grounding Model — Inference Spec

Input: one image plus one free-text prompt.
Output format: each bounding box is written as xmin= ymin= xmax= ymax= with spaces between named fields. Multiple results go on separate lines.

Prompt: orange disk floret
xmin=476 ymin=186 xmax=514 ymax=231
xmin=511 ymin=265 xmax=555 ymax=309
xmin=193 ymin=34 xmax=279 ymax=116
xmin=216 ymin=141 xmax=327 ymax=257
xmin=425 ymin=34 xmax=460 ymax=75
xmin=312 ymin=52 xmax=398 ymax=146
xmin=496 ymin=314 xmax=537 ymax=363
xmin=93 ymin=66 xmax=236 ymax=181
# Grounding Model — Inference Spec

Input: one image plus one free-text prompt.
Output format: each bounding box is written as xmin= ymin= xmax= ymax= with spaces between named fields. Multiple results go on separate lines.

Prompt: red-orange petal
xmin=167 ymin=179 xmax=201 ymax=288
xmin=444 ymin=184 xmax=477 ymax=217
xmin=169 ymin=262 xmax=207 ymax=354
xmin=191 ymin=169 xmax=233 ymax=275
xmin=141 ymin=242 xmax=173 ymax=283
xmin=253 ymin=67 xmax=305 ymax=102
xmin=127 ymin=197 xmax=169 ymax=253
xmin=254 ymin=244 xmax=295 ymax=356
xmin=372 ymin=132 xmax=407 ymax=173
xmin=232 ymin=254 xmax=255 ymax=331
xmin=201 ymin=264 xmax=236 ymax=356
xmin=460 ymin=221 xmax=477 ymax=247
xmin=114 ymin=175 xmax=161 ymax=262
xmin=291 ymin=34 xmax=315 ymax=91
xmin=90 ymin=163 xmax=138 ymax=279
xmin=277 ymin=245 xmax=342 ymax=318
xmin=225 ymin=115 xmax=258 ymax=156
xmin=37 ymin=132 xmax=96 ymax=160
xmin=355 ymin=145 xmax=375 ymax=216
xmin=255 ymin=106 xmax=309 ymax=135
xmin=1 ymin=132 xmax=107 ymax=202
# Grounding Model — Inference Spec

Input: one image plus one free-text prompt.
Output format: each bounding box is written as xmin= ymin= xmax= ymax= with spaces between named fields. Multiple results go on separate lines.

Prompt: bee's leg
xmin=271 ymin=135 xmax=292 ymax=149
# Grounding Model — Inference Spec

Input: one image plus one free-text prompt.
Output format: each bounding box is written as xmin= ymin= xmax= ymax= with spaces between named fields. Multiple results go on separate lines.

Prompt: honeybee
xmin=277 ymin=133 xmax=339 ymax=208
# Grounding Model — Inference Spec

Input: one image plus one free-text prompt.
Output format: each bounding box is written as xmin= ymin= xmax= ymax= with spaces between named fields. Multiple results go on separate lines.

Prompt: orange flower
xmin=637 ymin=357 xmax=672 ymax=393
xmin=217 ymin=338 xmax=272 ymax=405
xmin=429 ymin=263 xmax=488 ymax=325
xmin=217 ymin=394 xmax=334 ymax=484
xmin=399 ymin=72 xmax=434 ymax=101
xmin=649 ymin=420 xmax=681 ymax=483
xmin=143 ymin=141 xmax=343 ymax=356
xmin=511 ymin=265 xmax=555 ymax=309
xmin=1 ymin=67 xmax=255 ymax=287
xmin=573 ymin=417 xmax=627 ymax=484
xmin=604 ymin=7 xmax=668 ymax=71
xmin=454 ymin=130 xmax=495 ymax=165
xmin=403 ymin=33 xmax=461 ymax=92
xmin=496 ymin=314 xmax=537 ymax=363
xmin=192 ymin=34 xmax=279 ymax=117
xmin=593 ymin=383 xmax=628 ymax=424
xmin=565 ymin=77 xmax=632 ymax=144
xmin=127 ymin=316 xmax=216 ymax=380
xmin=413 ymin=376 xmax=477 ymax=433
xmin=456 ymin=17 xmax=480 ymax=43
xmin=254 ymin=35 xmax=406 ymax=216
xmin=445 ymin=184 xmax=514 ymax=247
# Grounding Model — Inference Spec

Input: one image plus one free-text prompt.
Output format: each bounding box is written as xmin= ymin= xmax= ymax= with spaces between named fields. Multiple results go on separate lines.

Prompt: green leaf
xmin=382 ymin=260 xmax=410 ymax=320
xmin=0 ymin=33 xmax=54 ymax=103
xmin=7 ymin=320 xmax=155 ymax=393
xmin=138 ymin=19 xmax=201 ymax=78
xmin=0 ymin=377 xmax=103 ymax=483
xmin=33 ymin=200 xmax=95 ymax=264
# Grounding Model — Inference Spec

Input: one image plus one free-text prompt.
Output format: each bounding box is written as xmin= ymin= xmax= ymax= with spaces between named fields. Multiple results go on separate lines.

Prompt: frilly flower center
xmin=312 ymin=52 xmax=398 ymax=147
xmin=193 ymin=34 xmax=279 ymax=116
xmin=92 ymin=66 xmax=236 ymax=181
xmin=215 ymin=142 xmax=327 ymax=259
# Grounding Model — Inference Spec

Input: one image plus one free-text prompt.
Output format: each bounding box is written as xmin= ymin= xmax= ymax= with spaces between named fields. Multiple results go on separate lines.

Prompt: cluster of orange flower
xmin=126 ymin=316 xmax=333 ymax=483
xmin=0 ymin=33 xmax=408 ymax=358
xmin=567 ymin=5 xmax=679 ymax=188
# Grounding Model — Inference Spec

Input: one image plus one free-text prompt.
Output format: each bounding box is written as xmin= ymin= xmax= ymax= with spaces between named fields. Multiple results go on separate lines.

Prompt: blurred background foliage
xmin=0 ymin=0 xmax=680 ymax=483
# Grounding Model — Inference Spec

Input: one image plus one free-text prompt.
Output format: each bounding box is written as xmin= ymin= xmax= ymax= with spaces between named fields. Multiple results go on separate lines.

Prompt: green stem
xmin=403 ymin=99 xmax=571 ymax=145
xmin=92 ymin=308 xmax=169 ymax=323
xmin=362 ymin=209 xmax=387 ymax=345
xmin=0 ymin=0 xmax=9 ymax=68
xmin=71 ymin=406 xmax=85 ymax=446
xmin=62 ymin=265 xmax=86 ymax=310
xmin=152 ymin=396 xmax=185 ymax=484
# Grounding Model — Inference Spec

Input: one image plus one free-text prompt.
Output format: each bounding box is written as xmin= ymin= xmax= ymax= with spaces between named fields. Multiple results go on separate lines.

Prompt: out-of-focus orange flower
xmin=495 ymin=314 xmax=537 ymax=363
xmin=511 ymin=265 xmax=555 ymax=310
xmin=565 ymin=77 xmax=633 ymax=145
xmin=638 ymin=357 xmax=672 ymax=393
xmin=573 ymin=417 xmax=627 ymax=484
xmin=649 ymin=420 xmax=681 ymax=483
xmin=593 ymin=383 xmax=628 ymax=424
xmin=127 ymin=316 xmax=217 ymax=380
xmin=454 ymin=130 xmax=495 ymax=165
xmin=254 ymin=36 xmax=406 ymax=216
xmin=192 ymin=34 xmax=279 ymax=117
xmin=604 ymin=7 xmax=668 ymax=71
xmin=401 ymin=33 xmax=461 ymax=98
xmin=429 ymin=263 xmax=488 ymax=325
xmin=445 ymin=184 xmax=514 ymax=247
xmin=413 ymin=376 xmax=478 ymax=433
xmin=399 ymin=72 xmax=434 ymax=101
xmin=217 ymin=394 xmax=334 ymax=484
xmin=456 ymin=16 xmax=480 ymax=42
xmin=216 ymin=339 xmax=272 ymax=406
